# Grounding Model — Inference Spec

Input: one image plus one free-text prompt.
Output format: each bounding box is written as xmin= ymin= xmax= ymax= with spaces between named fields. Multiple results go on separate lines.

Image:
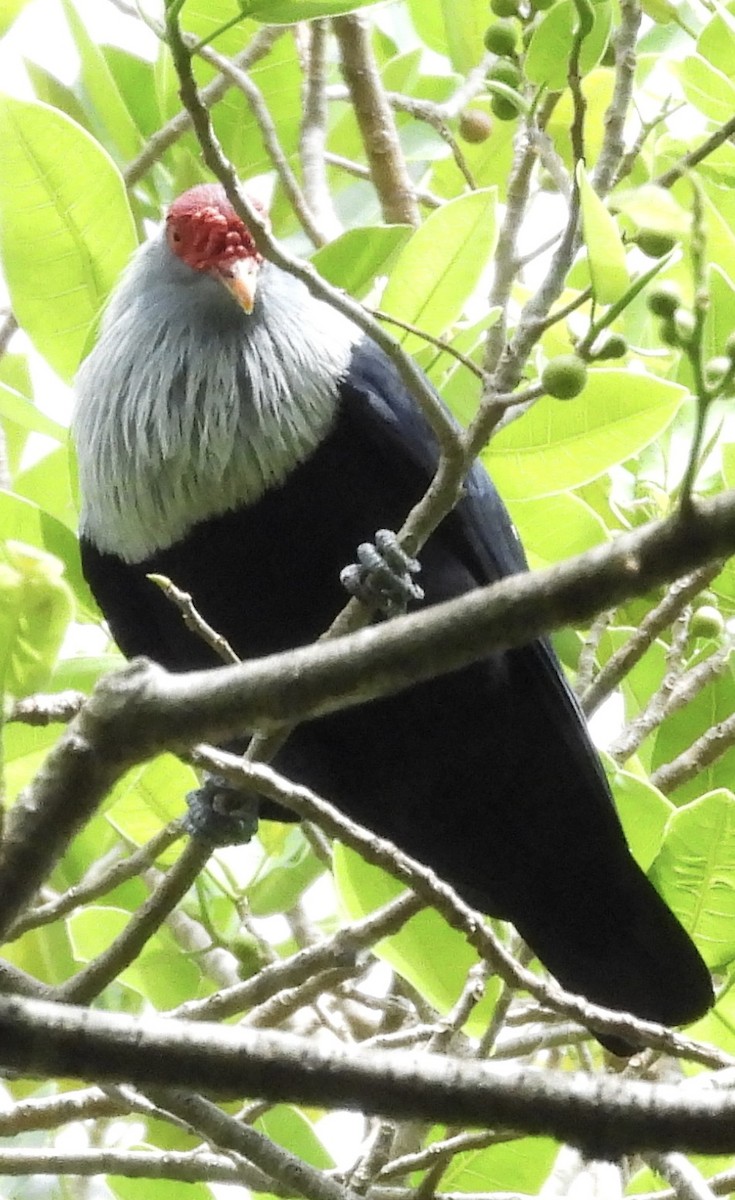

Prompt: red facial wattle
xmin=166 ymin=184 xmax=265 ymax=313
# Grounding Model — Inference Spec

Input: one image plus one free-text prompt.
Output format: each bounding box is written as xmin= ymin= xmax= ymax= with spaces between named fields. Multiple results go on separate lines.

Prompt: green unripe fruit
xmin=593 ymin=333 xmax=628 ymax=360
xmin=490 ymin=0 xmax=519 ymax=17
xmin=646 ymin=282 xmax=680 ymax=319
xmin=529 ymin=0 xmax=555 ymax=11
xmin=487 ymin=57 xmax=522 ymax=87
xmin=690 ymin=605 xmax=725 ymax=639
xmin=636 ymin=229 xmax=678 ymax=258
xmin=491 ymin=93 xmax=520 ymax=120
xmin=231 ymin=931 xmax=269 ymax=980
xmin=542 ymin=354 xmax=588 ymax=399
xmin=458 ymin=109 xmax=494 ymax=143
xmin=483 ymin=19 xmax=519 ymax=54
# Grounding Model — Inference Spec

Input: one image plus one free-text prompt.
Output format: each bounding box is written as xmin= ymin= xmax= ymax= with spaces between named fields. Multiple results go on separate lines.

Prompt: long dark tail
xmin=512 ymin=859 xmax=713 ymax=1054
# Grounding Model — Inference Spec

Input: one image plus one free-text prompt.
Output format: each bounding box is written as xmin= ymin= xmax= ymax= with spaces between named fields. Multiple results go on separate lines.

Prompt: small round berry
xmin=690 ymin=605 xmax=725 ymax=639
xmin=484 ymin=18 xmax=519 ymax=54
xmin=490 ymin=0 xmax=520 ymax=17
xmin=592 ymin=333 xmax=628 ymax=360
xmin=542 ymin=354 xmax=588 ymax=399
xmin=646 ymin=282 xmax=681 ymax=319
xmin=491 ymin=93 xmax=521 ymax=120
xmin=458 ymin=109 xmax=494 ymax=143
xmin=635 ymin=230 xmax=678 ymax=258
xmin=487 ymin=57 xmax=522 ymax=87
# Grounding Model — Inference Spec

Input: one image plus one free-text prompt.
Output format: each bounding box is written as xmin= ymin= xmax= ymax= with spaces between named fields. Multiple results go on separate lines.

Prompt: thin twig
xmin=651 ymin=709 xmax=735 ymax=795
xmin=125 ymin=27 xmax=284 ymax=186
xmin=9 ymin=690 xmax=86 ymax=725
xmin=53 ymin=838 xmax=211 ymax=1004
xmin=645 ymin=1153 xmax=717 ymax=1200
xmin=581 ymin=562 xmax=723 ymax=716
xmin=152 ymin=574 xmax=240 ymax=664
xmin=197 ymin=39 xmax=328 ymax=248
xmin=6 ymin=821 xmax=185 ymax=940
xmin=324 ymin=152 xmax=442 ymax=208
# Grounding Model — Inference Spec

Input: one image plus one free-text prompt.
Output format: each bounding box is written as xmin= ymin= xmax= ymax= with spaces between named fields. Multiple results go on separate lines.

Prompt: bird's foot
xmin=185 ymin=774 xmax=260 ymax=846
xmin=340 ymin=529 xmax=424 ymax=618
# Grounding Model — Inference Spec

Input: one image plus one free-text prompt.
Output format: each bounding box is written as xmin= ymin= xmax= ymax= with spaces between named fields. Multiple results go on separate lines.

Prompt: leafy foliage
xmin=1 ymin=0 xmax=735 ymax=1194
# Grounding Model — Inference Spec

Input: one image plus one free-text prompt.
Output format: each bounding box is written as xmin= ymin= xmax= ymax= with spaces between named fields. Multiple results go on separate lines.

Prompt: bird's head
xmin=165 ymin=183 xmax=268 ymax=314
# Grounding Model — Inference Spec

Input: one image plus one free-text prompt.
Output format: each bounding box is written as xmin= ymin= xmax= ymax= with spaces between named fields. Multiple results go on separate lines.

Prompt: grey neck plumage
xmin=73 ymin=233 xmax=359 ymax=563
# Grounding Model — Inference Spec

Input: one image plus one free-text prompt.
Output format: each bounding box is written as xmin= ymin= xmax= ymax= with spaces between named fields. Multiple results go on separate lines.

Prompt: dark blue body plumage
xmin=75 ymin=189 xmax=712 ymax=1050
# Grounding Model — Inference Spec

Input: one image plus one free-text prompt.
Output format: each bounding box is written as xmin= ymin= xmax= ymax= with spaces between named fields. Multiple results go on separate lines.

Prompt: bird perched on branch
xmin=74 ymin=182 xmax=712 ymax=1051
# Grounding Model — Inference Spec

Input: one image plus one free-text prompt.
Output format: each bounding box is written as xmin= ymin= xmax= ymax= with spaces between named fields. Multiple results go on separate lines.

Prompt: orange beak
xmin=216 ymin=256 xmax=261 ymax=314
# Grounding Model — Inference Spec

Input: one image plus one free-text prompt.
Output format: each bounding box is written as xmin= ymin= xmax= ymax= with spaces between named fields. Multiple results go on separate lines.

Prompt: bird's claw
xmin=340 ymin=529 xmax=424 ymax=618
xmin=185 ymin=774 xmax=260 ymax=846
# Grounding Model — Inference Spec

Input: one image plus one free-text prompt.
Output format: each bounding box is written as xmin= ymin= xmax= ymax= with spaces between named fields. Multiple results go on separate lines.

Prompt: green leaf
xmin=0 ymin=383 xmax=65 ymax=442
xmin=106 ymin=755 xmax=198 ymax=845
xmin=606 ymin=762 xmax=673 ymax=871
xmin=508 ymin=492 xmax=609 ymax=567
xmin=484 ymin=370 xmax=687 ymax=500
xmin=334 ymin=844 xmax=502 ymax=1034
xmin=703 ymin=264 xmax=735 ymax=362
xmin=675 ymin=55 xmax=735 ymax=123
xmin=213 ymin=34 xmax=303 ymax=179
xmin=243 ymin=0 xmax=383 ymax=20
xmin=60 ymin=0 xmax=142 ymax=162
xmin=111 ymin=1173 xmax=212 ymax=1200
xmin=311 ymin=225 xmax=413 ymax=295
xmin=651 ymin=662 xmax=735 ymax=803
xmin=407 ymin=0 xmax=487 ymax=71
xmin=256 ymin=1108 xmax=334 ymax=1170
xmin=525 ymin=0 xmax=613 ymax=89
xmin=0 ymin=541 xmax=73 ymax=697
xmin=651 ymin=790 xmax=735 ymax=969
xmin=380 ymin=189 xmax=497 ymax=354
xmin=248 ymin=826 xmax=324 ymax=916
xmin=103 ymin=46 xmax=162 ymax=141
xmin=0 ymin=96 xmax=137 ymax=381
xmin=697 ymin=8 xmax=735 ymax=77
xmin=0 ymin=490 xmax=96 ymax=618
xmin=611 ymin=182 xmax=689 ymax=236
xmin=69 ymin=906 xmax=200 ymax=1005
xmin=439 ymin=0 xmax=488 ymax=72
xmin=577 ymin=163 xmax=630 ymax=303
xmin=546 ymin=67 xmax=615 ymax=169
xmin=14 ymin=446 xmax=76 ymax=530
xmin=0 ymin=0 xmax=29 ymax=35
xmin=439 ymin=1134 xmax=559 ymax=1193
xmin=24 ymin=59 xmax=91 ymax=131
xmin=699 ymin=183 xmax=735 ymax=286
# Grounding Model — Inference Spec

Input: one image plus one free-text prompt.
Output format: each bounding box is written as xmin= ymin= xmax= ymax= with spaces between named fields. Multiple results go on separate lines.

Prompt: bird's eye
xmin=171 ymin=231 xmax=182 ymax=243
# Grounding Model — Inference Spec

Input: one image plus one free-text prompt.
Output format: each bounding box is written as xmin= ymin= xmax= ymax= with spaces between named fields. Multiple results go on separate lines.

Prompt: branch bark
xmin=0 ymin=994 xmax=734 ymax=1157
xmin=333 ymin=13 xmax=420 ymax=226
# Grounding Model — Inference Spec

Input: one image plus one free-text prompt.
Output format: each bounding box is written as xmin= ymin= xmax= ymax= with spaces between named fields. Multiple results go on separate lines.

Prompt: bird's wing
xmin=341 ymin=336 xmax=616 ymax=806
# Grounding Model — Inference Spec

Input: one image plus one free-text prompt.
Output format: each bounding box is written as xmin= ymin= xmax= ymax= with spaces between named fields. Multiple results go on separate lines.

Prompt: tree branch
xmin=332 ymin=14 xmax=420 ymax=226
xmin=0 ymin=994 xmax=734 ymax=1156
